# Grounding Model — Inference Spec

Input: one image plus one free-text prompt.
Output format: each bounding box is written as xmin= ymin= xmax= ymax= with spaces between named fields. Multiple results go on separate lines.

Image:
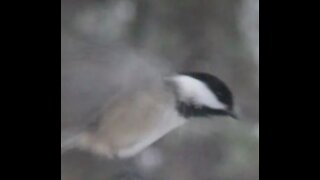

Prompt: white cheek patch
xmin=171 ymin=75 xmax=226 ymax=110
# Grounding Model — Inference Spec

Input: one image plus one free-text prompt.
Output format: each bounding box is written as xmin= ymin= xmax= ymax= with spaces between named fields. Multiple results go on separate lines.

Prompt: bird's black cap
xmin=172 ymin=72 xmax=237 ymax=119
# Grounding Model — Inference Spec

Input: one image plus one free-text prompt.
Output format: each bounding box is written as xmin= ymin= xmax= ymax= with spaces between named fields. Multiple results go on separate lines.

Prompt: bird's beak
xmin=227 ymin=111 xmax=238 ymax=120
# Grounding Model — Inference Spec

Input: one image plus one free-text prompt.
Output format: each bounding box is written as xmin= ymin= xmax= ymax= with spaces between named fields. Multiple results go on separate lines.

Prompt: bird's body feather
xmin=74 ymin=85 xmax=185 ymax=158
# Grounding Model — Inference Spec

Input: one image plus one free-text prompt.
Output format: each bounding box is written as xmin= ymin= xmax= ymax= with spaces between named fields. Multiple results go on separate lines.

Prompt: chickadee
xmin=61 ymin=72 xmax=237 ymax=159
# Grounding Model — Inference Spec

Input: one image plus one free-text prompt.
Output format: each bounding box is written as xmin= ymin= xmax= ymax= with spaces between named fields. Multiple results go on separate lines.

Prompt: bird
xmin=61 ymin=72 xmax=237 ymax=159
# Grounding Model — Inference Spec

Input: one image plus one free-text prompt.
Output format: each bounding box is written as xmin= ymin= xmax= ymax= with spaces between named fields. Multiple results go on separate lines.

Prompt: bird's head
xmin=164 ymin=72 xmax=237 ymax=119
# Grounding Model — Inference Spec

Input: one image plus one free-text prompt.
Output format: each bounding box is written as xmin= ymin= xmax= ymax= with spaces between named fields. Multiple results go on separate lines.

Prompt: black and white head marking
xmin=165 ymin=72 xmax=236 ymax=119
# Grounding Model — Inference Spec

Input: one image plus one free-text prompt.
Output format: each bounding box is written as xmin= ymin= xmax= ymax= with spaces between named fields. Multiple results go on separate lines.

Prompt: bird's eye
xmin=215 ymin=91 xmax=222 ymax=96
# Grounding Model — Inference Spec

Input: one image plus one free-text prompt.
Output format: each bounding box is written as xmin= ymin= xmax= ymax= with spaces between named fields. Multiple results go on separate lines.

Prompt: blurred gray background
xmin=61 ymin=0 xmax=259 ymax=179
